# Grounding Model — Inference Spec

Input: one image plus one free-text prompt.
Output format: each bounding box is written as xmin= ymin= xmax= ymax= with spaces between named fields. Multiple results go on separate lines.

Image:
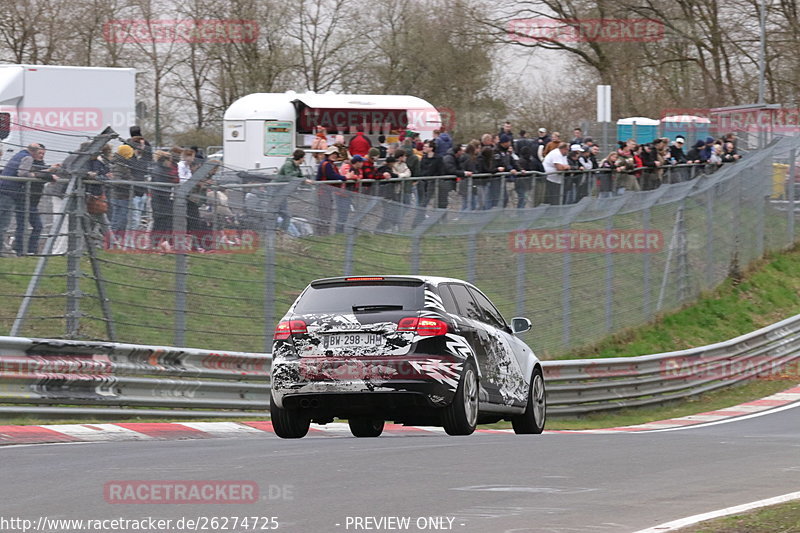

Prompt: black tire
xmin=348 ymin=417 xmax=385 ymax=438
xmin=442 ymin=359 xmax=479 ymax=436
xmin=512 ymin=366 xmax=546 ymax=434
xmin=270 ymin=394 xmax=311 ymax=439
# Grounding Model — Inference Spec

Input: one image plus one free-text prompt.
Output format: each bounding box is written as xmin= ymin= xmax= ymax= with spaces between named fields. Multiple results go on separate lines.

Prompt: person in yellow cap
xmin=110 ymin=144 xmax=135 ymax=231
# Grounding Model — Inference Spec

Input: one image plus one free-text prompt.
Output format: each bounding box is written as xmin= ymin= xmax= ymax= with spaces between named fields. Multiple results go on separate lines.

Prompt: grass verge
xmin=563 ymin=244 xmax=800 ymax=359
xmin=673 ymin=498 xmax=800 ymax=532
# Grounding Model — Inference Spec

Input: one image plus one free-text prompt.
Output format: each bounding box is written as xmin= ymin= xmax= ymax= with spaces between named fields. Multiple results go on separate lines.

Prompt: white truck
xmin=0 ymin=64 xmax=137 ymax=164
xmin=223 ymin=91 xmax=442 ymax=171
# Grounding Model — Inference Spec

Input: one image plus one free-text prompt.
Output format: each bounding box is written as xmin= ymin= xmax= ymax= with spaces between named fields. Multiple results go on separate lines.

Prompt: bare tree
xmin=285 ymin=0 xmax=366 ymax=92
xmin=113 ymin=0 xmax=182 ymax=145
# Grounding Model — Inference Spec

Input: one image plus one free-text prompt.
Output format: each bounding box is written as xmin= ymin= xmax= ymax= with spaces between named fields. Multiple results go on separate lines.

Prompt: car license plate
xmin=322 ymin=333 xmax=384 ymax=350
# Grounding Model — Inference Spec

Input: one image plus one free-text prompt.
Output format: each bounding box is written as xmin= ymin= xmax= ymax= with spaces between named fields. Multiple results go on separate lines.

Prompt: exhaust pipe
xmin=299 ymin=398 xmax=319 ymax=409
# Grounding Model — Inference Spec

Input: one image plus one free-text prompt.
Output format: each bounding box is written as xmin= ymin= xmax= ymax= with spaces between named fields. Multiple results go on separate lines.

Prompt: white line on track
xmin=633 ymin=400 xmax=800 ymax=433
xmin=632 ymin=490 xmax=800 ymax=532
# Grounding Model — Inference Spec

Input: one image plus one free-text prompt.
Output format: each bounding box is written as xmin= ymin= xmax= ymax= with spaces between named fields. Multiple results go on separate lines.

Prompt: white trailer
xmin=223 ymin=91 xmax=442 ymax=171
xmin=0 ymin=64 xmax=137 ymax=163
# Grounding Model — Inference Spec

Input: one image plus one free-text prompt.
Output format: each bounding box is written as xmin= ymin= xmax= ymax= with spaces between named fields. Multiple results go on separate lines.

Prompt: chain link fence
xmin=1 ymin=130 xmax=799 ymax=358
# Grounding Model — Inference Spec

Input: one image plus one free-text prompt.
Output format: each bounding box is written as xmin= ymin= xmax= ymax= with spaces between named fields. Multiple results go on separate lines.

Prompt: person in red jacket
xmin=348 ymin=126 xmax=372 ymax=157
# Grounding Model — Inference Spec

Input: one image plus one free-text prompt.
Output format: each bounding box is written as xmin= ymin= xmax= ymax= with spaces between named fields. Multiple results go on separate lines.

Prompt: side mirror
xmin=511 ymin=317 xmax=531 ymax=335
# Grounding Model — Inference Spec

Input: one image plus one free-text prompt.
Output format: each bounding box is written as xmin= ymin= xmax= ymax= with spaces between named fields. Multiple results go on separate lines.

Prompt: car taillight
xmin=397 ymin=317 xmax=448 ymax=336
xmin=274 ymin=320 xmax=307 ymax=340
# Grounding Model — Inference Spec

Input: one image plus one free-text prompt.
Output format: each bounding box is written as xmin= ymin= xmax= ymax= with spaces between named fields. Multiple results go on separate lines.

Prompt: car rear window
xmin=293 ymin=282 xmax=424 ymax=314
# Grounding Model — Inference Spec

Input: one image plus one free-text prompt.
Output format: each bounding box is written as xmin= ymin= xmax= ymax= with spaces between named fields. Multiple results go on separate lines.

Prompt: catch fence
xmin=1 ymin=130 xmax=799 ymax=358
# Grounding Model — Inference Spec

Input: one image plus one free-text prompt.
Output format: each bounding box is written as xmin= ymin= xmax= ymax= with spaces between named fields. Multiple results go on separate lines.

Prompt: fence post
xmin=21 ymin=180 xmax=31 ymax=255
xmin=604 ymin=217 xmax=614 ymax=333
xmin=705 ymin=188 xmax=715 ymax=288
xmin=789 ymin=148 xmax=797 ymax=245
xmin=516 ymin=249 xmax=525 ymax=318
xmin=263 ymin=190 xmax=278 ymax=352
xmin=65 ymin=174 xmax=84 ymax=338
xmin=172 ymin=160 xmax=219 ymax=347
xmin=756 ymin=165 xmax=765 ymax=258
xmin=562 ymin=223 xmax=572 ymax=348
xmin=343 ymin=195 xmax=381 ymax=276
xmin=11 ymin=129 xmax=117 ymax=336
xmin=642 ymin=207 xmax=652 ymax=320
xmin=676 ymin=202 xmax=690 ymax=304
xmin=467 ymin=232 xmax=477 ymax=283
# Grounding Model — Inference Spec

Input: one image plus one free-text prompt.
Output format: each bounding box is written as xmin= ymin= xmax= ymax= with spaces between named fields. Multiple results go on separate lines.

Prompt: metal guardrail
xmin=1 ymin=310 xmax=799 ymax=419
xmin=541 ymin=312 xmax=800 ymax=415
xmin=0 ymin=336 xmax=270 ymax=418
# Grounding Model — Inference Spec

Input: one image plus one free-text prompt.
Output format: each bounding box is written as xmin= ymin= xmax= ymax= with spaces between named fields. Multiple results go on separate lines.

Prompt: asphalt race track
xmin=1 ymin=405 xmax=798 ymax=533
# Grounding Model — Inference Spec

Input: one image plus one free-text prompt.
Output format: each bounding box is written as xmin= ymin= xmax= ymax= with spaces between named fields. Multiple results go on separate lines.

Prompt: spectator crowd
xmin=0 ymin=121 xmax=744 ymax=253
xmin=308 ymin=121 xmax=742 ymax=232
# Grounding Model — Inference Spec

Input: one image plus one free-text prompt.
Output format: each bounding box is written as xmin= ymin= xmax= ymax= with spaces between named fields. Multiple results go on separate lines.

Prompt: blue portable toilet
xmin=616 ymin=117 xmax=659 ymax=146
xmin=661 ymin=114 xmax=711 ymax=145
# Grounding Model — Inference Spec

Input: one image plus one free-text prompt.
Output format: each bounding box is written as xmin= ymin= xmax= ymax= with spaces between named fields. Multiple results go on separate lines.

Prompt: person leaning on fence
xmin=489 ymin=134 xmax=520 ymax=209
xmin=335 ymin=155 xmax=364 ymax=233
xmin=686 ymin=140 xmax=706 ymax=165
xmin=411 ymin=140 xmax=443 ymax=228
xmin=564 ymin=144 xmax=584 ymax=204
xmin=150 ymin=149 xmax=179 ymax=252
xmin=614 ymin=143 xmax=639 ymax=194
xmin=205 ymin=184 xmax=235 ymax=233
xmin=400 ymin=138 xmax=420 ymax=204
xmin=598 ymin=151 xmax=618 ymax=198
xmin=314 ymin=146 xmax=345 ymax=235
xmin=475 ymin=146 xmax=495 ymax=209
xmin=517 ymin=144 xmax=543 ymax=208
xmin=722 ymin=142 xmax=740 ymax=163
xmin=0 ymin=143 xmax=59 ymax=256
xmin=84 ymin=144 xmax=112 ymax=245
xmin=441 ymin=144 xmax=472 ymax=210
xmin=128 ymin=136 xmax=151 ymax=230
xmin=361 ymin=147 xmax=382 ymax=194
xmin=375 ymin=155 xmax=401 ymax=232
xmin=275 ymin=149 xmax=305 ymax=230
xmin=542 ymin=142 xmax=570 ymax=205
xmin=110 ymin=144 xmax=135 ymax=232
xmin=458 ymin=143 xmax=480 ymax=210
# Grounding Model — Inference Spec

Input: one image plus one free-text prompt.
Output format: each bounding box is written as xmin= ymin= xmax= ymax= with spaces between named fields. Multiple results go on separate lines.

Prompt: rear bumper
xmin=271 ymin=356 xmax=463 ymax=412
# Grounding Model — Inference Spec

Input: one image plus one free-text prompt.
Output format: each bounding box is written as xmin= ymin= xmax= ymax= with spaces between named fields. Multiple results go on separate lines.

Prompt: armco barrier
xmin=1 ymin=311 xmax=799 ymax=418
xmin=0 ymin=336 xmax=271 ymax=418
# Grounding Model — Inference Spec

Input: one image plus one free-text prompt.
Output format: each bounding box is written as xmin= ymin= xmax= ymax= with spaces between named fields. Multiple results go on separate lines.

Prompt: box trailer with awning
xmin=223 ymin=91 xmax=441 ymax=171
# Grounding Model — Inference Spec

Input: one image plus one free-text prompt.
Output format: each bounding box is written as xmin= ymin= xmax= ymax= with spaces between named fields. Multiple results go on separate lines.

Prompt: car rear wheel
xmin=442 ymin=359 xmax=478 ymax=436
xmin=348 ymin=417 xmax=385 ymax=437
xmin=270 ymin=394 xmax=311 ymax=439
xmin=512 ymin=366 xmax=546 ymax=434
